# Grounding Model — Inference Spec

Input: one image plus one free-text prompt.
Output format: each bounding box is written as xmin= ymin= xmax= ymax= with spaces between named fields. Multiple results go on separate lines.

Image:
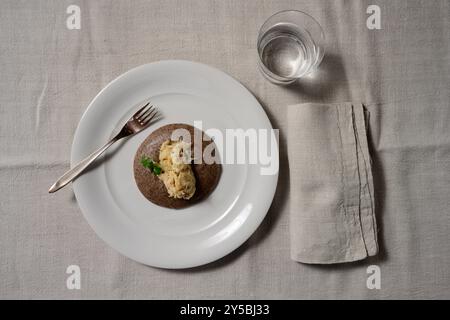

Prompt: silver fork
xmin=49 ymin=103 xmax=158 ymax=193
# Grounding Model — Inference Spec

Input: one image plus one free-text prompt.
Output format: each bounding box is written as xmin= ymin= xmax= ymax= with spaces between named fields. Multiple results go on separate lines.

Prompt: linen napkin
xmin=287 ymin=102 xmax=378 ymax=264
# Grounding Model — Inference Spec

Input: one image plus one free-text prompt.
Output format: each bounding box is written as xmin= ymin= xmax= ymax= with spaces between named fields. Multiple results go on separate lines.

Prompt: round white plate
xmin=72 ymin=60 xmax=278 ymax=269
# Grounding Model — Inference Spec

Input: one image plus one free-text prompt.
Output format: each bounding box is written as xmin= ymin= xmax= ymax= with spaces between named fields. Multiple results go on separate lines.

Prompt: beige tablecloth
xmin=1 ymin=0 xmax=449 ymax=299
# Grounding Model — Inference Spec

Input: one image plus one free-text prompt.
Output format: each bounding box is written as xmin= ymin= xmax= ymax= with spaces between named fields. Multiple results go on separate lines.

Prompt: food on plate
xmin=133 ymin=123 xmax=221 ymax=209
xmin=157 ymin=140 xmax=196 ymax=200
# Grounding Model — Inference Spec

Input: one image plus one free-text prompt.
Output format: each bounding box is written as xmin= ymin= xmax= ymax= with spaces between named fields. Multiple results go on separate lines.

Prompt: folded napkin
xmin=287 ymin=102 xmax=378 ymax=264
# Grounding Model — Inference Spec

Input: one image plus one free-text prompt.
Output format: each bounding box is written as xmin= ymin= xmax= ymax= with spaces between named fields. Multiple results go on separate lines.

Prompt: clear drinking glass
xmin=257 ymin=10 xmax=325 ymax=85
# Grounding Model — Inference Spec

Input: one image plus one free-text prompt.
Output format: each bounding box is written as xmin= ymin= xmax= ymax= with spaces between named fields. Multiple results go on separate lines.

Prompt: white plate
xmin=72 ymin=60 xmax=278 ymax=269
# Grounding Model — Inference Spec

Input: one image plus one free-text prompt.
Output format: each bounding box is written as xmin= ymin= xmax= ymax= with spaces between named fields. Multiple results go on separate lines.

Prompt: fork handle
xmin=48 ymin=135 xmax=122 ymax=193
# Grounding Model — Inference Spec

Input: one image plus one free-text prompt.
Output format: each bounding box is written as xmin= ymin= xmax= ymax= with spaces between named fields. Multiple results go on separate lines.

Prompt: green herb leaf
xmin=152 ymin=166 xmax=162 ymax=175
xmin=140 ymin=156 xmax=153 ymax=169
xmin=141 ymin=155 xmax=162 ymax=175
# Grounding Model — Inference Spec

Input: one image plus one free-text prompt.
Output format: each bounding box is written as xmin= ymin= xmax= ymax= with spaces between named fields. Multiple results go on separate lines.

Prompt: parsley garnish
xmin=140 ymin=156 xmax=162 ymax=175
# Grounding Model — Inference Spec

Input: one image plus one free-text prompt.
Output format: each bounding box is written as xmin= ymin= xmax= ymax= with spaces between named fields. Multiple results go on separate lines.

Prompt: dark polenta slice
xmin=133 ymin=123 xmax=222 ymax=209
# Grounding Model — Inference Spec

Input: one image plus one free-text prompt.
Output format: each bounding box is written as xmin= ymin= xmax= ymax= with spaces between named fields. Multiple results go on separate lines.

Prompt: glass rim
xmin=256 ymin=9 xmax=326 ymax=84
xmin=258 ymin=9 xmax=326 ymax=43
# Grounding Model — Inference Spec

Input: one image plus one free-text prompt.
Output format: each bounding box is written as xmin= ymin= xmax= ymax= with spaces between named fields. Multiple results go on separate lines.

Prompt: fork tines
xmin=134 ymin=103 xmax=157 ymax=125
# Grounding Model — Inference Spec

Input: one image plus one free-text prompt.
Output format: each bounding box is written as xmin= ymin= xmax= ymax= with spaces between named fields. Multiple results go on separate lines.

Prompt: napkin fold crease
xmin=287 ymin=102 xmax=378 ymax=264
